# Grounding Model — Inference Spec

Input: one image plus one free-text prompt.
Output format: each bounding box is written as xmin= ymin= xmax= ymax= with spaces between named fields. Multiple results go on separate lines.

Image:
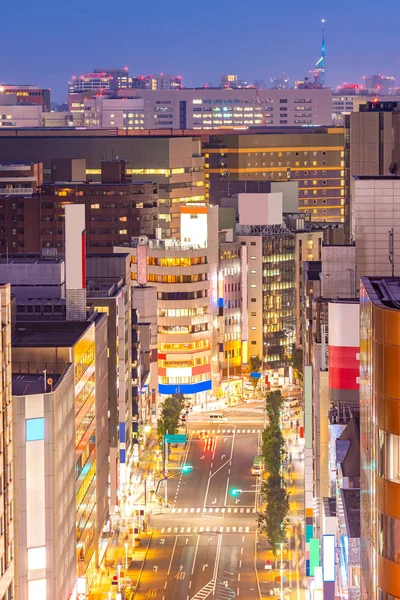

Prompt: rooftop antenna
xmin=389 ymin=228 xmax=395 ymax=277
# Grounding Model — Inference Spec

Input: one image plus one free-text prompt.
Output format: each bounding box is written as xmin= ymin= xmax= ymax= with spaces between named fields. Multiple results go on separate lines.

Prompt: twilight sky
xmin=2 ymin=0 xmax=400 ymax=101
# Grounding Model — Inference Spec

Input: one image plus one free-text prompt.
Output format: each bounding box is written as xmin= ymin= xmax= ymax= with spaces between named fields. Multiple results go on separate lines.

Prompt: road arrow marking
xmin=160 ymin=538 xmax=165 ymax=545
xmin=153 ymin=565 xmax=158 ymax=572
xmin=203 ymin=564 xmax=208 ymax=571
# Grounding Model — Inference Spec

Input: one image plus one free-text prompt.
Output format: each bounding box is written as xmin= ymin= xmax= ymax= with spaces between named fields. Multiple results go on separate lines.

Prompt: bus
xmin=251 ymin=455 xmax=265 ymax=475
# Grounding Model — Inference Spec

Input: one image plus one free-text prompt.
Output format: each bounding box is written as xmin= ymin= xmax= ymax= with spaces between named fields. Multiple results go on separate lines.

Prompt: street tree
xmin=248 ymin=354 xmax=262 ymax=392
xmin=291 ymin=344 xmax=304 ymax=379
xmin=259 ymin=475 xmax=290 ymax=552
xmin=261 ymin=423 xmax=285 ymax=477
xmin=265 ymin=390 xmax=284 ymax=425
xmin=157 ymin=394 xmax=185 ymax=439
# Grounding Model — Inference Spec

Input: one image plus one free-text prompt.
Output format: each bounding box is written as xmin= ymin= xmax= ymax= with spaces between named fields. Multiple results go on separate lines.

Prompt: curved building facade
xmin=360 ymin=277 xmax=400 ymax=600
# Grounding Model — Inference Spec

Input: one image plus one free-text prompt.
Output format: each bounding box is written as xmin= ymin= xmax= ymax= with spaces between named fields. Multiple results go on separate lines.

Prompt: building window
xmin=251 ymin=298 xmax=256 ymax=302
xmin=26 ymin=418 xmax=44 ymax=441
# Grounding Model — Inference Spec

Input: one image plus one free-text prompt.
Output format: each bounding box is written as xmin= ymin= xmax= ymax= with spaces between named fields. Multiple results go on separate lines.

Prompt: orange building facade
xmin=360 ymin=277 xmax=400 ymax=600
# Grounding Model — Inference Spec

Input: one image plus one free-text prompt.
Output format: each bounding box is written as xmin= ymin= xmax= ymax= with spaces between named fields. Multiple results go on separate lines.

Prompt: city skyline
xmin=3 ymin=0 xmax=400 ymax=100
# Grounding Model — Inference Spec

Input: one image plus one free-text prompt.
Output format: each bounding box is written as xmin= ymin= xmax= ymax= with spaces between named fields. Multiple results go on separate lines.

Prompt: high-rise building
xmin=359 ymin=276 xmax=400 ymax=600
xmin=203 ymin=129 xmax=345 ymax=222
xmin=0 ymin=285 xmax=13 ymax=600
xmin=68 ymin=68 xmax=130 ymax=93
xmin=364 ymin=73 xmax=396 ymax=95
xmin=270 ymin=74 xmax=290 ymax=90
xmin=351 ymin=176 xmax=400 ymax=282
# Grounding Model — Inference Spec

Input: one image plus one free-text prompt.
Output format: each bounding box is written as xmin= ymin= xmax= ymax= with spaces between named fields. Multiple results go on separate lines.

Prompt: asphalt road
xmin=135 ymin=411 xmax=261 ymax=600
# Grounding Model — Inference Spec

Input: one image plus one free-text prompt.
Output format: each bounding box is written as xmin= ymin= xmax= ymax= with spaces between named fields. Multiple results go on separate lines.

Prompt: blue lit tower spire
xmin=314 ymin=19 xmax=326 ymax=87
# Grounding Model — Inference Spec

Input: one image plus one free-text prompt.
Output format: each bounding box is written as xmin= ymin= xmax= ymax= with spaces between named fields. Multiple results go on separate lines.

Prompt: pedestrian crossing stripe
xmin=171 ymin=507 xmax=257 ymax=514
xmin=160 ymin=526 xmax=251 ymax=534
xmin=194 ymin=429 xmax=262 ymax=435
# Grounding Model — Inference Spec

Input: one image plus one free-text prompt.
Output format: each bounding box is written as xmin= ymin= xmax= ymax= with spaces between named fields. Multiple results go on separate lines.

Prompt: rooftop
xmin=361 ymin=277 xmax=400 ymax=310
xmin=12 ymin=372 xmax=61 ymax=396
xmin=0 ymin=253 xmax=63 ymax=265
xmin=353 ymin=175 xmax=400 ymax=180
xmin=13 ymin=320 xmax=91 ymax=348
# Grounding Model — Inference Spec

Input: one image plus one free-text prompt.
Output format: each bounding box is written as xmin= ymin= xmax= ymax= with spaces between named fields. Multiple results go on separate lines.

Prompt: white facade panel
xmin=65 ymin=204 xmax=85 ymax=291
xmin=238 ymin=193 xmax=282 ymax=226
xmin=26 ymin=440 xmax=45 ymax=549
xmin=328 ymin=303 xmax=360 ymax=348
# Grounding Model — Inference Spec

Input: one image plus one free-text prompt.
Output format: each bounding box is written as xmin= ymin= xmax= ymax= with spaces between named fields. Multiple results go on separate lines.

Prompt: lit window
xmin=110 ymin=113 xmax=115 ymax=118
xmin=91 ymin=204 xmax=100 ymax=209
xmin=28 ymin=547 xmax=46 ymax=570
xmin=119 ymin=216 xmax=127 ymax=222
xmin=28 ymin=580 xmax=46 ymax=599
xmin=119 ymin=229 xmax=128 ymax=235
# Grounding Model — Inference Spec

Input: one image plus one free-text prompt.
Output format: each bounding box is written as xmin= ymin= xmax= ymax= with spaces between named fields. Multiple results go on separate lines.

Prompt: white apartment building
xmin=106 ymin=88 xmax=333 ymax=129
xmin=83 ymin=97 xmax=145 ymax=129
xmin=0 ymin=102 xmax=42 ymax=128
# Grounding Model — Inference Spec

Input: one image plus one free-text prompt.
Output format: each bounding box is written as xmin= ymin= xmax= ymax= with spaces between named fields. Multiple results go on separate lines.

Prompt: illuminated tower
xmin=313 ymin=19 xmax=326 ymax=87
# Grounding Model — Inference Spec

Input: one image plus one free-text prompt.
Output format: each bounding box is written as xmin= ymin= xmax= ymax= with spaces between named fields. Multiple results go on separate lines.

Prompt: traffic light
xmin=182 ymin=464 xmax=193 ymax=473
xmin=230 ymin=488 xmax=242 ymax=497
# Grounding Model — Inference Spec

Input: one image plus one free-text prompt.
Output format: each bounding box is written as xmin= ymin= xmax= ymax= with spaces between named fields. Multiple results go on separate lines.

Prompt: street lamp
xmin=125 ymin=542 xmax=128 ymax=570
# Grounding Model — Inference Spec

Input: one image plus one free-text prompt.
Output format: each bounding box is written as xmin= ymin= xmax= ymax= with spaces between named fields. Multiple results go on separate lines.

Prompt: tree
xmin=259 ymin=475 xmax=290 ymax=552
xmin=261 ymin=423 xmax=285 ymax=477
xmin=157 ymin=394 xmax=185 ymax=439
xmin=265 ymin=390 xmax=284 ymax=425
xmin=291 ymin=344 xmax=303 ymax=379
xmin=248 ymin=354 xmax=262 ymax=393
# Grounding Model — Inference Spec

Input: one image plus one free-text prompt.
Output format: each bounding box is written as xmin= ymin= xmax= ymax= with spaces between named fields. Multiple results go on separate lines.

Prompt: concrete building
xmin=0 ymin=285 xmax=13 ymax=600
xmin=352 ymin=176 xmax=400 ymax=283
xmin=13 ymin=368 xmax=76 ymax=600
xmin=115 ymin=87 xmax=332 ymax=129
xmin=12 ymin=314 xmax=109 ymax=597
xmin=203 ymin=128 xmax=346 ymax=222
xmin=0 ymin=162 xmax=42 ymax=195
xmin=82 ymin=97 xmax=145 ymax=129
xmin=0 ymin=133 xmax=205 ymax=240
xmin=0 ymin=100 xmax=42 ymax=128
xmin=0 ymin=85 xmax=50 ymax=112
xmin=359 ymin=276 xmax=400 ymax=600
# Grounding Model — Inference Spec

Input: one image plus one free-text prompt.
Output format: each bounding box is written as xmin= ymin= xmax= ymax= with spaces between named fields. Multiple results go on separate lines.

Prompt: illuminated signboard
xmin=322 ymin=534 xmax=335 ymax=582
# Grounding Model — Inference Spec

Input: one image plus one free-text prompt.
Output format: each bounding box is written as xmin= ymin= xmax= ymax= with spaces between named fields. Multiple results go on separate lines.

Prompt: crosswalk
xmin=193 ymin=428 xmax=261 ymax=435
xmin=190 ymin=579 xmax=215 ymax=599
xmin=224 ymin=407 xmax=263 ymax=415
xmin=160 ymin=525 xmax=251 ymax=534
xmin=171 ymin=507 xmax=257 ymax=514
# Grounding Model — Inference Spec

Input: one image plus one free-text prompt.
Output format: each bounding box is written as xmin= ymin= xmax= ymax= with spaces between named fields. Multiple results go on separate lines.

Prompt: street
xmin=137 ymin=414 xmax=261 ymax=600
xmin=90 ymin=394 xmax=306 ymax=600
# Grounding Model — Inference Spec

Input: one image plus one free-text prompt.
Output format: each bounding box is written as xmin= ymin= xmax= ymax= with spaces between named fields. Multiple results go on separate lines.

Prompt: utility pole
xmin=163 ymin=432 xmax=169 ymax=506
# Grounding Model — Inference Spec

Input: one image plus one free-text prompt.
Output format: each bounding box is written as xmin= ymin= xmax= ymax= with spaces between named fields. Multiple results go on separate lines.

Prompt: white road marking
xmin=167 ymin=537 xmax=178 ymax=575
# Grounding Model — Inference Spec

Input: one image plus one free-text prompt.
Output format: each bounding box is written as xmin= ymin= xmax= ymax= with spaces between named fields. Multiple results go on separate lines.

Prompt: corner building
xmin=360 ymin=277 xmax=400 ymax=600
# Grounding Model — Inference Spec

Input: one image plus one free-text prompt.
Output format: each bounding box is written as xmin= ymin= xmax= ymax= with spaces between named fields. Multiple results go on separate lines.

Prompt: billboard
xmin=322 ymin=534 xmax=335 ymax=582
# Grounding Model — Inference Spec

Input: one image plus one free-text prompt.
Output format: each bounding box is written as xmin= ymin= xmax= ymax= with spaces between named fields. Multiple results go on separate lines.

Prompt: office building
xmin=116 ymin=205 xmax=220 ymax=400
xmin=270 ymin=74 xmax=290 ymax=90
xmin=203 ymin=128 xmax=345 ymax=222
xmin=115 ymin=87 xmax=332 ymax=129
xmin=68 ymin=68 xmax=130 ymax=94
xmin=352 ymin=176 xmax=400 ymax=282
xmin=82 ymin=96 xmax=145 ymax=129
xmin=0 ymin=85 xmax=50 ymax=112
xmin=0 ymin=99 xmax=42 ymax=128
xmin=0 ymin=159 xmax=158 ymax=254
xmin=359 ymin=276 xmax=400 ymax=600
xmin=0 ymin=133 xmax=205 ymax=239
xmin=0 ymin=286 xmax=13 ymax=600
xmin=12 ymin=313 xmax=109 ymax=597
xmin=13 ymin=368 xmax=76 ymax=600
xmin=364 ymin=73 xmax=396 ymax=95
